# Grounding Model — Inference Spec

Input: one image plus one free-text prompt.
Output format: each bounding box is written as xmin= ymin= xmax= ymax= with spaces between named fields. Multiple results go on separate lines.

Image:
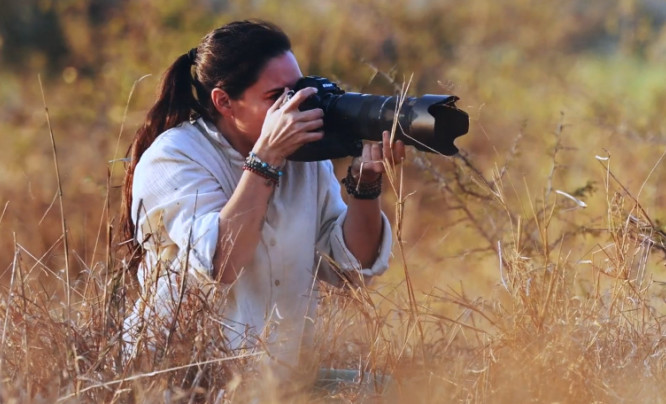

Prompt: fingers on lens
xmin=396 ymin=140 xmax=406 ymax=160
xmin=305 ymin=130 xmax=324 ymax=143
xmin=291 ymin=86 xmax=317 ymax=103
xmin=362 ymin=143 xmax=373 ymax=160
xmin=300 ymin=108 xmax=323 ymax=120
xmin=371 ymin=142 xmax=383 ymax=160
xmin=299 ymin=118 xmax=324 ymax=132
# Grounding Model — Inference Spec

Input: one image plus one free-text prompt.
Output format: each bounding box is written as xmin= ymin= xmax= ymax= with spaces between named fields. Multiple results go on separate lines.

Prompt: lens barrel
xmin=287 ymin=76 xmax=468 ymax=161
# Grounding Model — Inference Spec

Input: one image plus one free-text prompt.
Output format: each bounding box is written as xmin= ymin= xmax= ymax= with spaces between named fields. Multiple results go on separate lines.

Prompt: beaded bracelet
xmin=341 ymin=166 xmax=382 ymax=199
xmin=242 ymin=152 xmax=284 ymax=186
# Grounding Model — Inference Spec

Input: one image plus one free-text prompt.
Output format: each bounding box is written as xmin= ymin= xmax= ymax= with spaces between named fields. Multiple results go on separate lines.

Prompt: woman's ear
xmin=211 ymin=88 xmax=233 ymax=118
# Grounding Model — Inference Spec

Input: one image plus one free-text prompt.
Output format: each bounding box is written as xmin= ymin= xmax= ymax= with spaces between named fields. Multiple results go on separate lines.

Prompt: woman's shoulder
xmin=142 ymin=121 xmax=231 ymax=170
xmin=145 ymin=122 xmax=202 ymax=157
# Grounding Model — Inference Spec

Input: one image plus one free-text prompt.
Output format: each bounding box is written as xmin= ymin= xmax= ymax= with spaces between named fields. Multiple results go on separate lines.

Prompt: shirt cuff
xmin=328 ymin=210 xmax=392 ymax=277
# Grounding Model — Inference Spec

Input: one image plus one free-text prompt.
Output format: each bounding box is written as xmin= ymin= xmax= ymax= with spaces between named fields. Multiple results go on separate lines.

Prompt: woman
xmin=120 ymin=20 xmax=405 ymax=378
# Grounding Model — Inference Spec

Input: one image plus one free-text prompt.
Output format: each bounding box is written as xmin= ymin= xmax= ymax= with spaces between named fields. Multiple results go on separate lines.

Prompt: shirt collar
xmin=191 ymin=117 xmax=244 ymax=162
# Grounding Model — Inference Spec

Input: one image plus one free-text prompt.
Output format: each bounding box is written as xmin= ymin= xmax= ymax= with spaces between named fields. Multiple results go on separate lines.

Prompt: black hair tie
xmin=187 ymin=48 xmax=198 ymax=65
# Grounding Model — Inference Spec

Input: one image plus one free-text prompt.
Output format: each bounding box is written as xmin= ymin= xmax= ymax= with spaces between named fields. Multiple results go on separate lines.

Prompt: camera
xmin=287 ymin=76 xmax=469 ymax=161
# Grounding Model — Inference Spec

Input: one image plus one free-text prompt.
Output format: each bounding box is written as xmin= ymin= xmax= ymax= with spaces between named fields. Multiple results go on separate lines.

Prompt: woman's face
xmin=228 ymin=51 xmax=303 ymax=144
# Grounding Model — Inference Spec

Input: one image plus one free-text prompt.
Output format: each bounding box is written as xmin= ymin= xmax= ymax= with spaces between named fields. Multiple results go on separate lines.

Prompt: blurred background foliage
xmin=0 ymin=0 xmax=665 ymax=294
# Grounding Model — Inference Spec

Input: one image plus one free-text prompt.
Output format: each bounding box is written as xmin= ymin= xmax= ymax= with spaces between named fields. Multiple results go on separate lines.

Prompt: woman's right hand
xmin=252 ymin=87 xmax=324 ymax=166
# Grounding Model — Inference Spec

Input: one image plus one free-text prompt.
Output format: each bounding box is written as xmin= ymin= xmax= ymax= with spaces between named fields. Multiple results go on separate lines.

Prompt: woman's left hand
xmin=350 ymin=131 xmax=406 ymax=183
xmin=341 ymin=130 xmax=405 ymax=271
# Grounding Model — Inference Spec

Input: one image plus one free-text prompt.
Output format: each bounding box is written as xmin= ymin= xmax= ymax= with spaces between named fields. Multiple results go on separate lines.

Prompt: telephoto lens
xmin=287 ymin=76 xmax=469 ymax=162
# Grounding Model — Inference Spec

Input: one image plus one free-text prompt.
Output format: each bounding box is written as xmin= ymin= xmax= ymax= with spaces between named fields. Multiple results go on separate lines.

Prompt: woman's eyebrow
xmin=265 ymin=87 xmax=285 ymax=99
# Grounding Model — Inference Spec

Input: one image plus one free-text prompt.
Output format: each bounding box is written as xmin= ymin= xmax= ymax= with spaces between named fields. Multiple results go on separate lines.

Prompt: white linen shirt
xmin=129 ymin=117 xmax=392 ymax=370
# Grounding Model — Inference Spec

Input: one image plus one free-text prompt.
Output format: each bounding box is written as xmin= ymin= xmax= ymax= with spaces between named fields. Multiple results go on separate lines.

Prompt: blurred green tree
xmin=0 ymin=0 xmax=69 ymax=72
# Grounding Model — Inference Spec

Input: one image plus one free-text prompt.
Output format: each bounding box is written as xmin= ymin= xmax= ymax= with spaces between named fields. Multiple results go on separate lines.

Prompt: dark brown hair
xmin=119 ymin=20 xmax=291 ymax=272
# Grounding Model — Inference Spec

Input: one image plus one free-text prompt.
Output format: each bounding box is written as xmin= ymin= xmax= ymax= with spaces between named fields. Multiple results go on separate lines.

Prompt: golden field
xmin=0 ymin=0 xmax=665 ymax=402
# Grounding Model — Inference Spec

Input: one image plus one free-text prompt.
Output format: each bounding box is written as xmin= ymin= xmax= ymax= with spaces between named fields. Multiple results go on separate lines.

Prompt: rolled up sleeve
xmin=315 ymin=161 xmax=392 ymax=280
xmin=132 ymin=133 xmax=228 ymax=277
xmin=328 ymin=210 xmax=392 ymax=277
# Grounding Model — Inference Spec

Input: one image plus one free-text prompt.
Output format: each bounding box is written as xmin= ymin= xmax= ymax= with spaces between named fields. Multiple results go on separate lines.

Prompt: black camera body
xmin=287 ymin=76 xmax=469 ymax=162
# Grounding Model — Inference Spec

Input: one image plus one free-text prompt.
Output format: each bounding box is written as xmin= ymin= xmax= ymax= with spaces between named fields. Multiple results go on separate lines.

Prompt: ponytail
xmin=119 ymin=52 xmax=202 ymax=272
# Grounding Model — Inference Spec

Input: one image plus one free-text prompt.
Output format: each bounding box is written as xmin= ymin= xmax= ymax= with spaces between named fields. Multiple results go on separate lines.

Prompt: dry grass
xmin=1 ymin=119 xmax=665 ymax=402
xmin=2 ymin=0 xmax=666 ymax=402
